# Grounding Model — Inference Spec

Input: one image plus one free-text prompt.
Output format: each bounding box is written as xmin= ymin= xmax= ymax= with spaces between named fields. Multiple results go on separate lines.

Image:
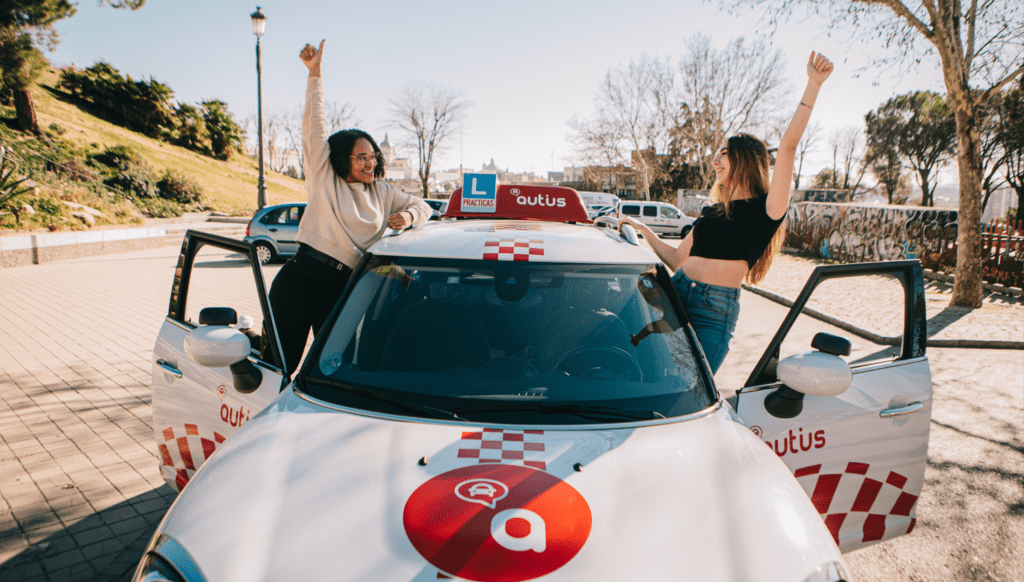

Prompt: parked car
xmin=587 ymin=204 xmax=615 ymax=220
xmin=140 ymin=185 xmax=932 ymax=582
xmin=243 ymin=202 xmax=306 ymax=264
xmin=594 ymin=201 xmax=694 ymax=237
xmin=424 ymin=199 xmax=449 ymax=220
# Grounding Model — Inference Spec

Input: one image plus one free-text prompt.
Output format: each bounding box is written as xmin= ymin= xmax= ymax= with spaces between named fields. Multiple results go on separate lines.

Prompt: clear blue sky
xmin=49 ymin=0 xmax=947 ymax=180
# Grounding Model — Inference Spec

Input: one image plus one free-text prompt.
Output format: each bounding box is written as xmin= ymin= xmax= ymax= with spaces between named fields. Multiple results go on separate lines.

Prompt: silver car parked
xmin=243 ymin=202 xmax=307 ymax=264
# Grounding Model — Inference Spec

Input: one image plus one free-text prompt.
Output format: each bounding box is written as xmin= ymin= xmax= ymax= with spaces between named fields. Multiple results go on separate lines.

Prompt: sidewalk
xmin=751 ymin=253 xmax=1023 ymax=350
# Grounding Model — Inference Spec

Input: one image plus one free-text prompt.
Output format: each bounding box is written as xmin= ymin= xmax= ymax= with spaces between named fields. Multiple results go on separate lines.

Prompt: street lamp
xmin=251 ymin=7 xmax=267 ymax=210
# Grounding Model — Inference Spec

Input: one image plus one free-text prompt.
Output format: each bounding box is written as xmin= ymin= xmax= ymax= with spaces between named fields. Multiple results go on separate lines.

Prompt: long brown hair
xmin=708 ymin=133 xmax=786 ymax=285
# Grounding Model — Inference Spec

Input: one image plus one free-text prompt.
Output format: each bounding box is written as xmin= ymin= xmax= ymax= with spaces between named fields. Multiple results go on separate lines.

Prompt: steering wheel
xmin=478 ymin=356 xmax=541 ymax=380
xmin=554 ymin=346 xmax=642 ymax=381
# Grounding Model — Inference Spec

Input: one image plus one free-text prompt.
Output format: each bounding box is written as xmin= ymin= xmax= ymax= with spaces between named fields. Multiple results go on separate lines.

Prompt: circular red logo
xmin=403 ymin=464 xmax=592 ymax=582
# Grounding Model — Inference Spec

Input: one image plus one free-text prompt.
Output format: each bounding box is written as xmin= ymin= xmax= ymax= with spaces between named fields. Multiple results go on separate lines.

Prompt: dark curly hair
xmin=327 ymin=129 xmax=386 ymax=180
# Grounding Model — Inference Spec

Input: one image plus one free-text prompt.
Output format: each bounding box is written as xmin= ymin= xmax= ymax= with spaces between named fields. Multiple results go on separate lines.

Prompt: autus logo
xmin=403 ymin=464 xmax=592 ymax=582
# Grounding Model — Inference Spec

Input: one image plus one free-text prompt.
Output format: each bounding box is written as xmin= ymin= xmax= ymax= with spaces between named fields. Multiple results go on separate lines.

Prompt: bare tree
xmin=836 ymin=126 xmax=868 ymax=193
xmin=720 ymin=0 xmax=1024 ymax=306
xmin=387 ymin=83 xmax=469 ymax=198
xmin=568 ymin=54 xmax=677 ymax=200
xmin=676 ymin=35 xmax=789 ymax=187
xmin=793 ymin=122 xmax=822 ymax=189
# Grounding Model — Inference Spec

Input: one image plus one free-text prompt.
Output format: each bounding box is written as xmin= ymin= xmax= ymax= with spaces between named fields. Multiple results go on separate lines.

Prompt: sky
xmin=48 ymin=0 xmax=949 ymax=181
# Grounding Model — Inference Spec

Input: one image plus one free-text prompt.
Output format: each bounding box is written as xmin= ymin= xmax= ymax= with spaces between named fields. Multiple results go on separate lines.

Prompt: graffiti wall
xmin=786 ymin=202 xmax=959 ymax=264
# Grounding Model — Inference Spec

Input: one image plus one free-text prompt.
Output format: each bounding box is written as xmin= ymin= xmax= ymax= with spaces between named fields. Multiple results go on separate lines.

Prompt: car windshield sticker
xmin=461 ymin=173 xmax=497 ymax=214
xmin=795 ymin=463 xmax=918 ymax=545
xmin=483 ymin=235 xmax=544 ymax=262
xmin=458 ymin=429 xmax=547 ymax=470
xmin=404 ymin=464 xmax=592 ymax=582
xmin=159 ymin=424 xmax=225 ymax=492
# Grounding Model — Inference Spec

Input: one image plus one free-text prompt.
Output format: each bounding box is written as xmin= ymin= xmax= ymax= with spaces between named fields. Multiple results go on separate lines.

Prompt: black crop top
xmin=689 ymin=196 xmax=784 ymax=267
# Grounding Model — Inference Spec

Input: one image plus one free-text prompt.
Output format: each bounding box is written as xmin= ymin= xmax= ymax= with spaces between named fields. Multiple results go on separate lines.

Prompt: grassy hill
xmin=2 ymin=69 xmax=305 ymax=227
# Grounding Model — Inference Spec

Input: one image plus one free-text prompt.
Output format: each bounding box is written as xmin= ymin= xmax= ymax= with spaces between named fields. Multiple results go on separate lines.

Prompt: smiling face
xmin=346 ymin=138 xmax=378 ymax=184
xmin=712 ymin=147 xmax=732 ymax=185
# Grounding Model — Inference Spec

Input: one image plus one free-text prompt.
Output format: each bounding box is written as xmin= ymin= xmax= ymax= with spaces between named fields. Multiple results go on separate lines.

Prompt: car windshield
xmin=301 ymin=257 xmax=715 ymax=425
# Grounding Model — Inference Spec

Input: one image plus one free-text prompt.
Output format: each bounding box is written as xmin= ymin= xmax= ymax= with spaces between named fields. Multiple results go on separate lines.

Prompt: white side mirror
xmin=777 ymin=351 xmax=852 ymax=397
xmin=184 ymin=326 xmax=251 ymax=368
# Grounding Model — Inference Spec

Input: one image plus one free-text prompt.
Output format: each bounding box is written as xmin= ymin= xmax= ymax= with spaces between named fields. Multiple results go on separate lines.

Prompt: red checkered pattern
xmin=483 ymin=235 xmax=544 ymax=261
xmin=158 ymin=424 xmax=226 ymax=492
xmin=457 ymin=428 xmax=547 ymax=470
xmin=795 ymin=462 xmax=918 ymax=546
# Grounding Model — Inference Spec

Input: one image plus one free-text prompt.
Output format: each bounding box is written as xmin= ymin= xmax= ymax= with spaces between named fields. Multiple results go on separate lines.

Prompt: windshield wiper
xmin=303 ymin=377 xmax=462 ymax=421
xmin=453 ymin=402 xmax=665 ymax=422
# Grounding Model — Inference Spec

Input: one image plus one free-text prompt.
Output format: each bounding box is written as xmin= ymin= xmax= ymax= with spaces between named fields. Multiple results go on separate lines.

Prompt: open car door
xmin=734 ymin=260 xmax=932 ymax=553
xmin=151 ymin=231 xmax=288 ymax=491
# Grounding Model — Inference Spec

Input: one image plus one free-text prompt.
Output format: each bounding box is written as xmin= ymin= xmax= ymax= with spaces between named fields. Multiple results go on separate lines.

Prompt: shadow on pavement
xmin=0 ymin=485 xmax=175 ymax=582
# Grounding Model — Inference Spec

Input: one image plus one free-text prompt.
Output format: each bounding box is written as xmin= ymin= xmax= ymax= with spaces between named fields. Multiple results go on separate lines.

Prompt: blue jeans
xmin=672 ymin=270 xmax=741 ymax=374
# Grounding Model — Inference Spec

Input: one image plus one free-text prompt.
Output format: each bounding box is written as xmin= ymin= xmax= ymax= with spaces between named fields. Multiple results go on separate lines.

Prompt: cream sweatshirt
xmin=296 ymin=77 xmax=431 ymax=269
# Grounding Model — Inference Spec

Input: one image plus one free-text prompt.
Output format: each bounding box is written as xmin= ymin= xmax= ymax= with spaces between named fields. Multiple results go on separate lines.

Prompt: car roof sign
xmin=445 ymin=183 xmax=592 ymax=223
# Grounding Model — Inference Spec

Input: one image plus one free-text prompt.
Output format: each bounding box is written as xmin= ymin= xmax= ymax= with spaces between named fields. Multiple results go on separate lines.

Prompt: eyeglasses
xmin=350 ymin=154 xmax=380 ymax=166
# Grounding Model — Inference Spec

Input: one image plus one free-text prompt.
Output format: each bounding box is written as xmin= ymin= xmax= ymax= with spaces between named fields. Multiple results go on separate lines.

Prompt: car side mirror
xmin=764 ymin=344 xmax=853 ymax=419
xmin=184 ymin=308 xmax=263 ymax=394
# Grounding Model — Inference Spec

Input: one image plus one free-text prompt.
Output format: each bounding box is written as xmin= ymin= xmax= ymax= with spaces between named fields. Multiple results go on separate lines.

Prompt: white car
xmin=595 ymin=200 xmax=694 ymax=237
xmin=139 ymin=185 xmax=932 ymax=582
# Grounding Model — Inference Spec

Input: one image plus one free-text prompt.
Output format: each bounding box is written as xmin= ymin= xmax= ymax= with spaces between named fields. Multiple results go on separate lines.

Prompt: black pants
xmin=263 ymin=245 xmax=352 ymax=372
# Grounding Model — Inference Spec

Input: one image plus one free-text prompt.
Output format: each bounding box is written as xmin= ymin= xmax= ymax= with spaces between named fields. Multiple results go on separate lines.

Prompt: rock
xmin=21 ymin=203 xmax=35 ymax=215
xmin=71 ymin=211 xmax=95 ymax=226
xmin=61 ymin=201 xmax=105 ymax=217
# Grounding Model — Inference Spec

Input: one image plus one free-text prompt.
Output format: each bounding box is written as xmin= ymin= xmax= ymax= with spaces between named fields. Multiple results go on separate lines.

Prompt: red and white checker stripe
xmin=457 ymin=428 xmax=547 ymax=470
xmin=483 ymin=235 xmax=544 ymax=262
xmin=158 ymin=424 xmax=226 ymax=492
xmin=795 ymin=462 xmax=918 ymax=546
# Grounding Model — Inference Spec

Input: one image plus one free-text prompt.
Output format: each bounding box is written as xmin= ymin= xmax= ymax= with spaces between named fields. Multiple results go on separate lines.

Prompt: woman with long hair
xmin=264 ymin=40 xmax=432 ymax=372
xmin=620 ymin=51 xmax=834 ymax=373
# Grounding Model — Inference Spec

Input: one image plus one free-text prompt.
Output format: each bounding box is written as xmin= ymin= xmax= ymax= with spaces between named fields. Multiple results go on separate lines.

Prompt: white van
xmin=595 ymin=201 xmax=695 ymax=237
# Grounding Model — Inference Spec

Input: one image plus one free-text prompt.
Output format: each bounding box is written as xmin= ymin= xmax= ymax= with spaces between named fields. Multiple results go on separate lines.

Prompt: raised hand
xmin=300 ymin=40 xmax=325 ymax=73
xmin=807 ymin=51 xmax=833 ymax=85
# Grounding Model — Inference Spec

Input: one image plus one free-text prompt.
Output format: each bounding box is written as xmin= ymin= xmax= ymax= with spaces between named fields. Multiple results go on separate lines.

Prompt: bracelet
xmin=800 ymin=102 xmax=812 ymax=108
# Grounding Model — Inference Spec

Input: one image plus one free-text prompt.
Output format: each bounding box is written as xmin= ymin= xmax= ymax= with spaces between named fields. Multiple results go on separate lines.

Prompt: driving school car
xmin=139 ymin=180 xmax=932 ymax=582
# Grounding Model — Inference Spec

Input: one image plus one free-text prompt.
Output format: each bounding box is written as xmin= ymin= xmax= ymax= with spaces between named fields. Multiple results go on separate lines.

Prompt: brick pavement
xmin=0 ymin=239 xmax=1019 ymax=581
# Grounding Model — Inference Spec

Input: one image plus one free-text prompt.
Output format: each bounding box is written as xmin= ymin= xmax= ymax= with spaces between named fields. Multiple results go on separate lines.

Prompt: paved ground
xmin=0 ymin=239 xmax=1020 ymax=581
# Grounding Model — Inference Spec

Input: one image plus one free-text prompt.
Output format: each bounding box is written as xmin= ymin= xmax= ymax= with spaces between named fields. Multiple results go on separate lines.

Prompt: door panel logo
xmin=404 ymin=464 xmax=591 ymax=581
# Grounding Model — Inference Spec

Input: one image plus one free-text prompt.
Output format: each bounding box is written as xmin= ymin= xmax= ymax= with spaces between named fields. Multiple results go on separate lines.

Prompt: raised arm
xmin=766 ymin=51 xmax=833 ymax=220
xmin=301 ymin=40 xmax=329 ymax=181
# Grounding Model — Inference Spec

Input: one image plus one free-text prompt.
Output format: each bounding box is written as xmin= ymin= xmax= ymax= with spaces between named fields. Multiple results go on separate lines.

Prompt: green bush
xmin=134 ymin=195 xmax=184 ymax=218
xmin=95 ymin=144 xmax=145 ymax=170
xmin=106 ymin=163 xmax=158 ymax=199
xmin=157 ymin=169 xmax=204 ymax=205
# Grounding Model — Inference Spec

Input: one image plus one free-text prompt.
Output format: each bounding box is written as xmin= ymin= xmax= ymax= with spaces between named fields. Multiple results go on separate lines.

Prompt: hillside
xmin=6 ymin=69 xmax=305 ymax=219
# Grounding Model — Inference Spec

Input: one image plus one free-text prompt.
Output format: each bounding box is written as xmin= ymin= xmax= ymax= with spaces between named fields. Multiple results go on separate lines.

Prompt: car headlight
xmin=132 ymin=534 xmax=207 ymax=582
xmin=801 ymin=560 xmax=850 ymax=582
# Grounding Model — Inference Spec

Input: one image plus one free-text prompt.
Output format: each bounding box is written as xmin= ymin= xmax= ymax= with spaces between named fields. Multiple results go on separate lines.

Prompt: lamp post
xmin=251 ymin=7 xmax=267 ymax=210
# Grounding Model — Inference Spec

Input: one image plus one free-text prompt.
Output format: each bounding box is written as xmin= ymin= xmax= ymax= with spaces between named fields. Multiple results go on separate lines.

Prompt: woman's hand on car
xmin=388 ymin=211 xmax=413 ymax=230
xmin=617 ymin=216 xmax=637 ymax=231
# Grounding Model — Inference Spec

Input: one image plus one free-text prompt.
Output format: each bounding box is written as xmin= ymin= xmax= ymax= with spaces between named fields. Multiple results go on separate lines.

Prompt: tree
xmin=569 ymin=54 xmax=676 ymax=200
xmin=793 ymin=122 xmax=822 ymax=189
xmin=387 ymin=83 xmax=469 ymax=198
xmin=999 ymin=79 xmax=1024 ymax=222
xmin=676 ymin=35 xmax=789 ymax=188
xmin=866 ymin=108 xmax=906 ymax=203
xmin=835 ymin=126 xmax=868 ymax=193
xmin=200 ymin=100 xmax=244 ymax=161
xmin=1 ymin=1 xmax=145 ymax=134
xmin=876 ymin=91 xmax=956 ymax=206
xmin=721 ymin=0 xmax=1024 ymax=307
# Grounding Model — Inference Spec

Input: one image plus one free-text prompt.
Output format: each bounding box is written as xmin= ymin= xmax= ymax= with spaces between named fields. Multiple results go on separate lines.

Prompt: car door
xmin=151 ymin=231 xmax=288 ymax=491
xmin=659 ymin=204 xmax=685 ymax=235
xmin=270 ymin=204 xmax=303 ymax=256
xmin=733 ymin=260 xmax=932 ymax=553
xmin=641 ymin=204 xmax=664 ymax=233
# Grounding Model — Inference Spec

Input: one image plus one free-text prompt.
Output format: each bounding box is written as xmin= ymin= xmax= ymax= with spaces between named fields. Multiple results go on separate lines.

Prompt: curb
xmin=742 ymin=284 xmax=1024 ymax=351
xmin=922 ymin=268 xmax=1023 ymax=298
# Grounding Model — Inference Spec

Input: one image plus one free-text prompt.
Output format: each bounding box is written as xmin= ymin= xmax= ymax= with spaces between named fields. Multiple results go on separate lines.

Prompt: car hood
xmin=158 ymin=392 xmax=843 ymax=582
